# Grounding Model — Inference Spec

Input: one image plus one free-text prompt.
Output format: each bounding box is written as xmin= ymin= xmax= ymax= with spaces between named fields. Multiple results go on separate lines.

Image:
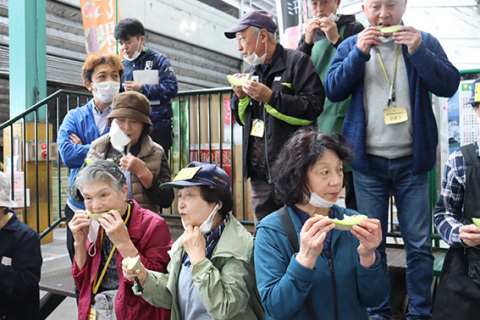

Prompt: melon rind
xmin=378 ymin=25 xmax=402 ymax=35
xmin=331 ymin=214 xmax=368 ymax=231
xmin=226 ymin=74 xmax=251 ymax=87
xmin=472 ymin=217 xmax=480 ymax=227
xmin=126 ymin=256 xmax=141 ymax=271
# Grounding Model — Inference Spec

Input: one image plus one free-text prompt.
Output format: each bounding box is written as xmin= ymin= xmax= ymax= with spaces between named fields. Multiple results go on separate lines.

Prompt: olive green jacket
xmin=133 ymin=215 xmax=265 ymax=320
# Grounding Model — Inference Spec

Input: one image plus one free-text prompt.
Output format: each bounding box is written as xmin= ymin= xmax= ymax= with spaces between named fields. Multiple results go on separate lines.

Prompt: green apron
xmin=311 ymin=25 xmax=352 ymax=171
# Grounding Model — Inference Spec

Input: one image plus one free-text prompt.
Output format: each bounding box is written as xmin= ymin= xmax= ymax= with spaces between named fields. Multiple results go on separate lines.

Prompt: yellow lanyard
xmin=92 ymin=204 xmax=131 ymax=295
xmin=375 ymin=44 xmax=400 ymax=106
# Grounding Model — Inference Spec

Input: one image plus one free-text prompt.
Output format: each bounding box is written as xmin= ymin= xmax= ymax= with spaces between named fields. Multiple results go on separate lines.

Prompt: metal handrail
xmin=0 ymin=90 xmax=92 ymax=130
xmin=0 ymin=89 xmax=92 ymax=239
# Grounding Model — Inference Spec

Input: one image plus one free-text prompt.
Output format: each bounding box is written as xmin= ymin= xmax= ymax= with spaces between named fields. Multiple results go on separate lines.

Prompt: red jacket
xmin=72 ymin=200 xmax=172 ymax=320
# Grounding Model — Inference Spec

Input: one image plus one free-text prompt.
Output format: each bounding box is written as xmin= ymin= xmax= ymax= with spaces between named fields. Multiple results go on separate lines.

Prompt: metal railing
xmin=163 ymin=87 xmax=253 ymax=224
xmin=0 ymin=90 xmax=92 ymax=239
xmin=0 ymin=87 xmax=255 ymax=241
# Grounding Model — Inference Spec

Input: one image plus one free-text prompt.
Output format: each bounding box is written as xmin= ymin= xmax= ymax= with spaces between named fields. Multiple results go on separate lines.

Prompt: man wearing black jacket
xmin=298 ymin=0 xmax=364 ymax=210
xmin=225 ymin=11 xmax=324 ymax=225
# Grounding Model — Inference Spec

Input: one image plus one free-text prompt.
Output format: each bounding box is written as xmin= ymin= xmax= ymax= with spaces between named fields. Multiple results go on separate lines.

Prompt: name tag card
xmin=384 ymin=107 xmax=408 ymax=125
xmin=250 ymin=119 xmax=265 ymax=138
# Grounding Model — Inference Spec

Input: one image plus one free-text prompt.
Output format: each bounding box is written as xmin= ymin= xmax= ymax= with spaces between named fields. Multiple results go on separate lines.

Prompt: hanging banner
xmin=80 ymin=0 xmax=120 ymax=56
xmin=275 ymin=0 xmax=307 ymax=49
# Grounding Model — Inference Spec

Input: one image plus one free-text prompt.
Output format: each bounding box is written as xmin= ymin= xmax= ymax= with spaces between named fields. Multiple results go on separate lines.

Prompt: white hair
xmin=250 ymin=26 xmax=276 ymax=43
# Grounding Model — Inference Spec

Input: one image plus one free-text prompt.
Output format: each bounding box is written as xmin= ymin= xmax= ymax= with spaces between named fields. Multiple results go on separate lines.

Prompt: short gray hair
xmin=75 ymin=160 xmax=126 ymax=195
xmin=250 ymin=26 xmax=276 ymax=43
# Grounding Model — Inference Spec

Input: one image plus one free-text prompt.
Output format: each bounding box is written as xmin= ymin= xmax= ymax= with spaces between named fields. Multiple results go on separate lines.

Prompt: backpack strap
xmin=277 ymin=206 xmax=316 ymax=320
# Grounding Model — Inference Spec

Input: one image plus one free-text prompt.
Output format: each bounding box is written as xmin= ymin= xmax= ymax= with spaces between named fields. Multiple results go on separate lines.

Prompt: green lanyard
xmin=374 ymin=44 xmax=400 ymax=107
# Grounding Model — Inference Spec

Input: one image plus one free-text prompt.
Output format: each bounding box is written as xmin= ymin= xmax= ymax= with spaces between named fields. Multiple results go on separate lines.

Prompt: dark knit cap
xmin=107 ymin=91 xmax=152 ymax=125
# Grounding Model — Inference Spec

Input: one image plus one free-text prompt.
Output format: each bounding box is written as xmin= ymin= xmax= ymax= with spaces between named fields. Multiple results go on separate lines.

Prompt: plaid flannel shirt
xmin=434 ymin=138 xmax=480 ymax=246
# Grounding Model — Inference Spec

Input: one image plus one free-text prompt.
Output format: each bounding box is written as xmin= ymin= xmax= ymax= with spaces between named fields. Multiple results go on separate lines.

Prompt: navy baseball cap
xmin=467 ymin=78 xmax=480 ymax=105
xmin=225 ymin=10 xmax=277 ymax=39
xmin=161 ymin=161 xmax=231 ymax=192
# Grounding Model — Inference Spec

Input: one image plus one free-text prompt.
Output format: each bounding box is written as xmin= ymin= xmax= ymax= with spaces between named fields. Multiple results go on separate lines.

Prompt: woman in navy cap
xmin=122 ymin=161 xmax=265 ymax=320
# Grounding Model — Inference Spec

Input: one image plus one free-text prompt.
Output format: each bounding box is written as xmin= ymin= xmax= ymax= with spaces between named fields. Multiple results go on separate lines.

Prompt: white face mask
xmin=124 ymin=40 xmax=142 ymax=61
xmin=328 ymin=12 xmax=338 ymax=22
xmin=477 ymin=116 xmax=480 ymax=127
xmin=182 ymin=202 xmax=221 ymax=235
xmin=243 ymin=35 xmax=267 ymax=66
xmin=305 ymin=186 xmax=336 ymax=208
xmin=93 ymin=81 xmax=120 ymax=103
xmin=110 ymin=119 xmax=131 ymax=155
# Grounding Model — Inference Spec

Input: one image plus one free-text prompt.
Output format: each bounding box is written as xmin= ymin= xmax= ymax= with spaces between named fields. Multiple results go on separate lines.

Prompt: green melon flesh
xmin=87 ymin=212 xmax=104 ymax=221
xmin=472 ymin=217 xmax=480 ymax=227
xmin=331 ymin=214 xmax=368 ymax=231
xmin=226 ymin=74 xmax=251 ymax=87
xmin=378 ymin=25 xmax=402 ymax=35
xmin=126 ymin=256 xmax=141 ymax=270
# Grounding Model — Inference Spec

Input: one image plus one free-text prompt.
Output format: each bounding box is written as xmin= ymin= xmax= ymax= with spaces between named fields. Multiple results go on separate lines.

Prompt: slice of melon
xmin=331 ymin=214 xmax=368 ymax=231
xmin=125 ymin=255 xmax=141 ymax=271
xmin=226 ymin=74 xmax=251 ymax=87
xmin=472 ymin=217 xmax=480 ymax=227
xmin=87 ymin=212 xmax=105 ymax=221
xmin=87 ymin=209 xmax=118 ymax=220
xmin=377 ymin=25 xmax=402 ymax=35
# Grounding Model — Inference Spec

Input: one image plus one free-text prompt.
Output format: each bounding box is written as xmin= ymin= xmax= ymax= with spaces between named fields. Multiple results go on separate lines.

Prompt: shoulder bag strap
xmin=277 ymin=206 xmax=316 ymax=320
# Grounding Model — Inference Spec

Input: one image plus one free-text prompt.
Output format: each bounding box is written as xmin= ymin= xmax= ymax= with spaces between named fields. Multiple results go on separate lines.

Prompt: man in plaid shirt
xmin=433 ymin=78 xmax=480 ymax=319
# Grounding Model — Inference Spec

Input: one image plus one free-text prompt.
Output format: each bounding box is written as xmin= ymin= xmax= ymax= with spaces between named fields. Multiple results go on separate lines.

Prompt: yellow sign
xmin=384 ymin=107 xmax=408 ymax=125
xmin=80 ymin=0 xmax=121 ymax=57
xmin=173 ymin=166 xmax=201 ymax=182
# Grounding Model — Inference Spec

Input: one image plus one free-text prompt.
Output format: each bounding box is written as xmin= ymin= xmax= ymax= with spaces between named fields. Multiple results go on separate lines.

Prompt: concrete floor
xmin=40 ymin=228 xmax=77 ymax=320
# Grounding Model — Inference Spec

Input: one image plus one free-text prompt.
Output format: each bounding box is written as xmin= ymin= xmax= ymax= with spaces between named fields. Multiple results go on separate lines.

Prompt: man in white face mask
xmin=114 ymin=18 xmax=178 ymax=157
xmin=58 ymin=54 xmax=124 ymax=263
xmin=433 ymin=78 xmax=480 ymax=319
xmin=224 ymin=10 xmax=325 ymax=226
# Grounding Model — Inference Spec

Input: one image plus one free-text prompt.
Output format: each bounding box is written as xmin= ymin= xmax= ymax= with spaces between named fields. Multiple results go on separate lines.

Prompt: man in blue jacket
xmin=324 ymin=0 xmax=460 ymax=319
xmin=114 ymin=18 xmax=178 ymax=156
xmin=57 ymin=54 xmax=124 ymax=262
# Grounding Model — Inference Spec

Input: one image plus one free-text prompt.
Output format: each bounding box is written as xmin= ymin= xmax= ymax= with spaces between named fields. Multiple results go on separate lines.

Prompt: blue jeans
xmin=353 ymin=155 xmax=433 ymax=320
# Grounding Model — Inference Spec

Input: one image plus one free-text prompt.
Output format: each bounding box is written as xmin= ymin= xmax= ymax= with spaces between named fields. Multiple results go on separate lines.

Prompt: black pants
xmin=65 ymin=204 xmax=75 ymax=263
xmin=150 ymin=126 xmax=172 ymax=157
xmin=343 ymin=171 xmax=357 ymax=210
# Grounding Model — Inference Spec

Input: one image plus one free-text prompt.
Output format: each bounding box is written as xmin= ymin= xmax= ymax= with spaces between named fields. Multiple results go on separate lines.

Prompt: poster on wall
xmin=447 ymin=80 xmax=478 ymax=154
xmin=276 ymin=0 xmax=308 ymax=49
xmin=80 ymin=0 xmax=120 ymax=56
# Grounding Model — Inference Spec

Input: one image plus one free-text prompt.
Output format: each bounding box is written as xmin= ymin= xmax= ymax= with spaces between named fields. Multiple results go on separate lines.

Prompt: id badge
xmin=384 ymin=107 xmax=408 ymax=125
xmin=87 ymin=307 xmax=96 ymax=320
xmin=250 ymin=119 xmax=265 ymax=138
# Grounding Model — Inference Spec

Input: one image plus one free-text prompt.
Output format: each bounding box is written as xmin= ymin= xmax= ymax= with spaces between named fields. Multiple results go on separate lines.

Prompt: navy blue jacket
xmin=0 ymin=212 xmax=42 ymax=320
xmin=325 ymin=32 xmax=460 ymax=173
xmin=121 ymin=49 xmax=178 ymax=128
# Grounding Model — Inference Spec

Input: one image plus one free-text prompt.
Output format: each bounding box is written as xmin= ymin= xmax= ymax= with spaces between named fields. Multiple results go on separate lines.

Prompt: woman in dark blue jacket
xmin=254 ymin=128 xmax=387 ymax=320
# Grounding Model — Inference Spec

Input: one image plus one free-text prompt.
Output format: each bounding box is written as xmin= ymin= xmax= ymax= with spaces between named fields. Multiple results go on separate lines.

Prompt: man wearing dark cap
xmin=433 ymin=78 xmax=480 ymax=319
xmin=225 ymin=10 xmax=324 ymax=224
